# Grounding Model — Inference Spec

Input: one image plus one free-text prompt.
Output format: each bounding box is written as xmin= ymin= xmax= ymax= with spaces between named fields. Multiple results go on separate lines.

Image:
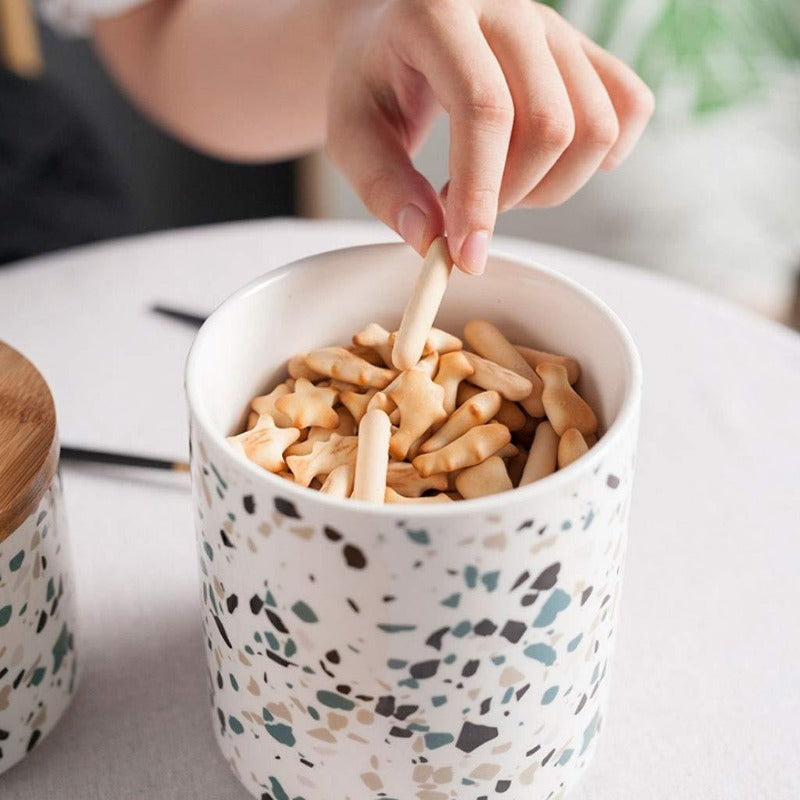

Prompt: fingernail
xmin=459 ymin=230 xmax=490 ymax=275
xmin=398 ymin=204 xmax=428 ymax=253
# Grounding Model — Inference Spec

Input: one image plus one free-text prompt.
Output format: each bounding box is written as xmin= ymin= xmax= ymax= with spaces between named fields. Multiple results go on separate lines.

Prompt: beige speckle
xmin=238 ymin=650 xmax=252 ymax=666
xmin=290 ymin=696 xmax=307 ymax=715
xmin=360 ymin=772 xmax=383 ymax=791
xmin=11 ymin=644 xmax=24 ymax=667
xmin=246 ymin=537 xmax=258 ymax=553
xmin=499 ymin=666 xmax=525 ymax=686
xmin=483 ymin=532 xmax=507 ymax=549
xmin=417 ymin=792 xmax=448 ymax=800
xmin=356 ymin=709 xmax=374 ymax=725
xmin=30 ymin=530 xmax=40 ymax=549
xmin=530 ymin=535 xmax=558 ymax=555
xmin=432 ymin=767 xmax=452 ymax=784
xmin=347 ymin=732 xmax=368 ymax=744
xmin=272 ymin=511 xmax=284 ymax=528
xmin=413 ymin=736 xmax=425 ymax=753
xmin=492 ymin=741 xmax=513 ymax=754
xmin=290 ymin=525 xmax=315 ymax=540
xmin=486 ymin=513 xmax=502 ymax=523
xmin=247 ymin=676 xmax=260 ymax=696
xmin=223 ymin=518 xmax=234 ymax=534
xmin=470 ymin=763 xmax=501 ymax=780
xmin=0 ymin=685 xmax=11 ymax=711
xmin=467 ymin=688 xmax=481 ymax=700
xmin=520 ymin=762 xmax=538 ymax=785
xmin=267 ymin=702 xmax=292 ymax=722
xmin=213 ymin=576 xmax=225 ymax=599
xmin=328 ymin=712 xmax=347 ymax=730
xmin=413 ymin=765 xmax=433 ymax=782
xmin=308 ymin=728 xmax=336 ymax=743
xmin=258 ymin=522 xmax=272 ymax=537
xmin=369 ymin=754 xmax=379 ymax=770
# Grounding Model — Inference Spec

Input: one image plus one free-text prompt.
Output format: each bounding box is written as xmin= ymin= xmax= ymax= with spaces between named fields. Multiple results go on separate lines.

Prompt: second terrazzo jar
xmin=185 ymin=243 xmax=642 ymax=799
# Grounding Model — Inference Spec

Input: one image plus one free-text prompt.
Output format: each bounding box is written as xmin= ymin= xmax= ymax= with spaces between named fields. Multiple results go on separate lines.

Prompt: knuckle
xmin=578 ymin=109 xmax=619 ymax=150
xmin=359 ymin=168 xmax=397 ymax=215
xmin=620 ymin=79 xmax=656 ymax=121
xmin=462 ymin=86 xmax=515 ymax=130
xmin=528 ymin=110 xmax=575 ymax=152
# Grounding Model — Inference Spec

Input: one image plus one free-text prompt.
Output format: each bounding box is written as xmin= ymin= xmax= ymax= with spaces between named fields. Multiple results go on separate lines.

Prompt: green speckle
xmin=28 ymin=667 xmax=46 ymax=687
xmin=228 ymin=715 xmax=244 ymax=734
xmin=591 ymin=663 xmax=600 ymax=684
xmin=441 ymin=593 xmax=461 ymax=608
xmin=557 ymin=748 xmax=574 ymax=765
xmin=244 ymin=644 xmax=254 ymax=655
xmin=432 ymin=695 xmax=447 ymax=707
xmin=524 ymin=642 xmax=557 ymax=666
xmin=210 ymin=463 xmax=228 ymax=490
xmin=407 ymin=529 xmax=430 ymax=545
xmin=254 ymin=632 xmax=262 ymax=642
xmin=316 ymin=690 xmax=354 ymax=711
xmin=451 ymin=620 xmax=471 ymax=638
xmin=227 ymin=511 xmax=236 ymax=522
xmin=46 ymin=578 xmax=55 ymax=601
xmin=424 ymin=732 xmax=454 ymax=750
xmin=567 ymin=633 xmax=583 ymax=652
xmin=263 ymin=707 xmax=274 ymax=722
xmin=542 ymin=685 xmax=559 ymax=704
xmin=464 ymin=565 xmax=478 ymax=588
xmin=230 ymin=674 xmax=239 ymax=691
xmin=388 ymin=659 xmax=408 ymax=669
xmin=209 ymin=591 xmax=218 ymax=614
xmin=399 ymin=677 xmax=419 ymax=689
xmin=203 ymin=541 xmax=214 ymax=561
xmin=462 ymin=778 xmax=476 ymax=785
xmin=291 ymin=601 xmax=318 ymax=623
xmin=285 ymin=638 xmax=297 ymax=658
xmin=302 ymin=665 xmax=315 ymax=674
xmin=491 ymin=655 xmax=506 ymax=666
xmin=269 ymin=776 xmax=290 ymax=800
xmin=266 ymin=723 xmax=296 ymax=747
xmin=502 ymin=687 xmax=514 ymax=704
xmin=266 ymin=632 xmax=280 ymax=651
xmin=532 ymin=589 xmax=571 ymax=627
xmin=580 ymin=711 xmax=601 ymax=755
xmin=216 ymin=486 xmax=224 ymax=499
xmin=582 ymin=509 xmax=596 ymax=530
xmin=307 ymin=705 xmax=320 ymax=721
xmin=408 ymin=723 xmax=429 ymax=732
xmin=481 ymin=571 xmax=500 ymax=592
xmin=9 ymin=550 xmax=24 ymax=571
xmin=443 ymin=653 xmax=457 ymax=665
xmin=377 ymin=623 xmax=417 ymax=633
xmin=266 ymin=591 xmax=277 ymax=608
xmin=561 ymin=520 xmax=572 ymax=530
xmin=52 ymin=624 xmax=69 ymax=673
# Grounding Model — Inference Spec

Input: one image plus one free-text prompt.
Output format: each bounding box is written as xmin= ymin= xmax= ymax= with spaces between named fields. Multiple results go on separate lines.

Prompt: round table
xmin=1 ymin=219 xmax=798 ymax=799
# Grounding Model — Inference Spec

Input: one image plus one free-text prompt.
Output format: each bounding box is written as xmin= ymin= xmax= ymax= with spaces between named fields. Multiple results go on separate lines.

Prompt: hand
xmin=327 ymin=0 xmax=654 ymax=274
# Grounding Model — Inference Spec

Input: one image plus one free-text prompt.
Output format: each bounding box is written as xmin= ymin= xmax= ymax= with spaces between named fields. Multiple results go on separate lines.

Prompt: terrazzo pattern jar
xmin=0 ymin=343 xmax=78 ymax=775
xmin=185 ymin=244 xmax=642 ymax=800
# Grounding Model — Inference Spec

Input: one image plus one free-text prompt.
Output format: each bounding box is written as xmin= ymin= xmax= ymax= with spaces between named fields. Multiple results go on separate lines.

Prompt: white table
xmin=1 ymin=219 xmax=798 ymax=799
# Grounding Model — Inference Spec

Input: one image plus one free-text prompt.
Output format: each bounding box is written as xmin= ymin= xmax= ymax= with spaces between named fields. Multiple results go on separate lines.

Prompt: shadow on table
xmin=1 ymin=608 xmax=250 ymax=799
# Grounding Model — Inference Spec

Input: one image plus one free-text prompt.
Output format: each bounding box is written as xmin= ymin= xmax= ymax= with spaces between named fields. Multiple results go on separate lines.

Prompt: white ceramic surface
xmin=185 ymin=243 xmax=641 ymax=799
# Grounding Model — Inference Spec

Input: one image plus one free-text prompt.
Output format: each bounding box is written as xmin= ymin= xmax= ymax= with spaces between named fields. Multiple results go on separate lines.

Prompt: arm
xmin=92 ymin=0 xmax=362 ymax=161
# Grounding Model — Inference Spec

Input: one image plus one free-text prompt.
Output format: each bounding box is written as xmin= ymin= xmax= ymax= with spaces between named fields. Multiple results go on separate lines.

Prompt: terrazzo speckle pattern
xmin=0 ymin=475 xmax=78 ymax=774
xmin=190 ymin=421 xmax=637 ymax=800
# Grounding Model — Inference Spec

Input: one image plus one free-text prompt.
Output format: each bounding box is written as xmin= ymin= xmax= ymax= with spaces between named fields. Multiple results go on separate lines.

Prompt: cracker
xmin=455 ymin=455 xmax=513 ymax=499
xmin=462 ymin=351 xmax=532 ymax=401
xmin=421 ymin=390 xmax=502 ymax=453
xmin=433 ymin=350 xmax=475 ymax=414
xmin=306 ymin=347 xmax=397 ymax=389
xmin=519 ymin=420 xmax=558 ymax=486
xmin=536 ymin=362 xmax=598 ymax=436
xmin=275 ymin=377 xmax=339 ymax=429
xmin=457 ymin=382 xmax=526 ymax=431
xmin=385 ymin=488 xmax=454 ymax=504
xmin=286 ymin=435 xmax=359 ymax=487
xmin=387 ymin=369 xmax=447 ymax=460
xmin=515 ymin=344 xmax=580 ymax=385
xmin=227 ymin=415 xmax=301 ymax=473
xmin=412 ymin=422 xmax=511 ymax=477
xmin=385 ymin=461 xmax=448 ymax=496
xmin=352 ymin=409 xmax=392 ymax=503
xmin=319 ymin=463 xmax=355 ymax=498
xmin=557 ymin=428 xmax=589 ymax=468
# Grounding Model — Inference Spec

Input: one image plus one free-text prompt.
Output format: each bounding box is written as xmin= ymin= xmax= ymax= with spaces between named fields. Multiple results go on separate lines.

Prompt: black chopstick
xmin=60 ymin=446 xmax=189 ymax=473
xmin=150 ymin=304 xmax=207 ymax=328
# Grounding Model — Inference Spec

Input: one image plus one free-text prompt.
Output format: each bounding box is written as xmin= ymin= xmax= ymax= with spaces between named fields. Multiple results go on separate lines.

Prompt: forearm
xmin=92 ymin=0 xmax=367 ymax=161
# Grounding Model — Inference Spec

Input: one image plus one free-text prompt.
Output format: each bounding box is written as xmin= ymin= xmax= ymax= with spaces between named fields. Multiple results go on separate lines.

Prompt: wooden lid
xmin=0 ymin=342 xmax=59 ymax=542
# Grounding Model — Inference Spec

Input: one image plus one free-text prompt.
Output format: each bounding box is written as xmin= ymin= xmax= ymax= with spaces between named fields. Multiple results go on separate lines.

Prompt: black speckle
xmin=343 ymin=544 xmax=367 ymax=569
xmin=216 ymin=671 xmax=223 ymax=689
xmin=456 ymin=722 xmax=498 ymax=753
xmin=212 ymin=615 xmax=233 ymax=648
xmin=323 ymin=526 xmax=343 ymax=541
xmin=500 ymin=620 xmax=525 ymax=643
xmin=389 ymin=726 xmax=413 ymax=738
xmin=220 ymin=529 xmax=234 ymax=548
xmin=532 ymin=563 xmax=560 ymax=590
xmin=382 ymin=595 xmax=396 ymax=602
xmin=250 ymin=594 xmax=264 ymax=614
xmin=462 ymin=659 xmax=479 ymax=677
xmin=474 ymin=619 xmax=497 ymax=636
xmin=347 ymin=598 xmax=360 ymax=613
xmin=496 ymin=780 xmax=511 ymax=793
xmin=517 ymin=519 xmax=534 ymax=531
xmin=526 ymin=745 xmax=540 ymax=757
xmin=326 ymin=649 xmax=340 ymax=664
xmin=521 ymin=593 xmax=538 ymax=606
xmin=300 ymin=758 xmax=314 ymax=768
xmin=375 ymin=696 xmax=396 ymax=717
xmin=355 ymin=694 xmax=373 ymax=702
xmin=607 ymin=474 xmax=620 ymax=489
xmin=410 ymin=660 xmax=439 ymax=679
xmin=336 ymin=684 xmax=351 ymax=695
xmin=243 ymin=495 xmax=256 ymax=514
xmin=226 ymin=594 xmax=239 ymax=614
xmin=266 ymin=610 xmax=289 ymax=634
xmin=274 ymin=497 xmax=301 ymax=518
xmin=26 ymin=730 xmax=41 ymax=752
xmin=541 ymin=748 xmax=556 ymax=766
xmin=319 ymin=660 xmax=335 ymax=678
xmin=394 ymin=705 xmax=418 ymax=721
xmin=425 ymin=626 xmax=450 ymax=651
xmin=266 ymin=651 xmax=293 ymax=668
xmin=217 ymin=708 xmax=226 ymax=732
xmin=516 ymin=683 xmax=530 ymax=701
xmin=480 ymin=697 xmax=492 ymax=715
xmin=601 ymin=594 xmax=611 ymax=608
xmin=581 ymin=586 xmax=593 ymax=606
xmin=511 ymin=570 xmax=530 ymax=591
xmin=36 ymin=611 xmax=48 ymax=633
xmin=575 ymin=694 xmax=587 ymax=715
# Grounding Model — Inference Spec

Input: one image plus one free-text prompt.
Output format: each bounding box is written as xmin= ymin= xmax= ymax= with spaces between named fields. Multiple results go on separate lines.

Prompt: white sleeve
xmin=38 ymin=0 xmax=153 ymax=36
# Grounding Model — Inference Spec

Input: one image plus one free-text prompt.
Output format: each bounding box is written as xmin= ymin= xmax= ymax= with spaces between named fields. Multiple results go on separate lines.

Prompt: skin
xmin=93 ymin=0 xmax=654 ymax=274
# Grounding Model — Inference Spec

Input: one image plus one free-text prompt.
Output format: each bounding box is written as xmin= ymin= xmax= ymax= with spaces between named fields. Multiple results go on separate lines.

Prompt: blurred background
xmin=1 ymin=0 xmax=798 ymax=327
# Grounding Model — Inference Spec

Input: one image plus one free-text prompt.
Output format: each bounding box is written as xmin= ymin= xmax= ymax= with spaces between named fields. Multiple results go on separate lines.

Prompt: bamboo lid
xmin=0 ymin=342 xmax=59 ymax=543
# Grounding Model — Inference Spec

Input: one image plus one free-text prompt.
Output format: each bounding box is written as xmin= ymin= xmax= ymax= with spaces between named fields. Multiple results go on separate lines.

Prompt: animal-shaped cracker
xmin=416 ymin=351 xmax=440 ymax=378
xmin=462 ymin=352 xmax=532 ymax=401
xmin=426 ymin=328 xmax=463 ymax=355
xmin=386 ymin=462 xmax=448 ymax=496
xmin=515 ymin=344 xmax=580 ymax=385
xmin=536 ymin=362 xmax=598 ymax=436
xmin=421 ymin=390 xmax=501 ymax=453
xmin=227 ymin=415 xmax=301 ymax=473
xmin=275 ymin=377 xmax=339 ymax=429
xmin=434 ymin=351 xmax=475 ymax=414
xmin=286 ymin=435 xmax=359 ymax=487
xmin=519 ymin=420 xmax=558 ymax=486
xmin=347 ymin=344 xmax=386 ymax=366
xmin=464 ymin=319 xmax=545 ymax=416
xmin=384 ymin=488 xmax=453 ymax=504
xmin=412 ymin=422 xmax=510 ymax=477
xmin=288 ymin=354 xmax=320 ymax=381
xmin=392 ymin=236 xmax=453 ymax=370
xmin=352 ymin=409 xmax=392 ymax=502
xmin=305 ymin=347 xmax=397 ymax=389
xmin=320 ymin=463 xmax=355 ymax=498
xmin=455 ymin=456 xmax=513 ymax=499
xmin=387 ymin=369 xmax=447 ymax=460
xmin=456 ymin=382 xmax=526 ymax=431
xmin=558 ymin=428 xmax=589 ymax=468
xmin=251 ymin=382 xmax=293 ymax=427
xmin=494 ymin=442 xmax=519 ymax=459
xmin=353 ymin=323 xmax=395 ymax=367
xmin=339 ymin=388 xmax=378 ymax=424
